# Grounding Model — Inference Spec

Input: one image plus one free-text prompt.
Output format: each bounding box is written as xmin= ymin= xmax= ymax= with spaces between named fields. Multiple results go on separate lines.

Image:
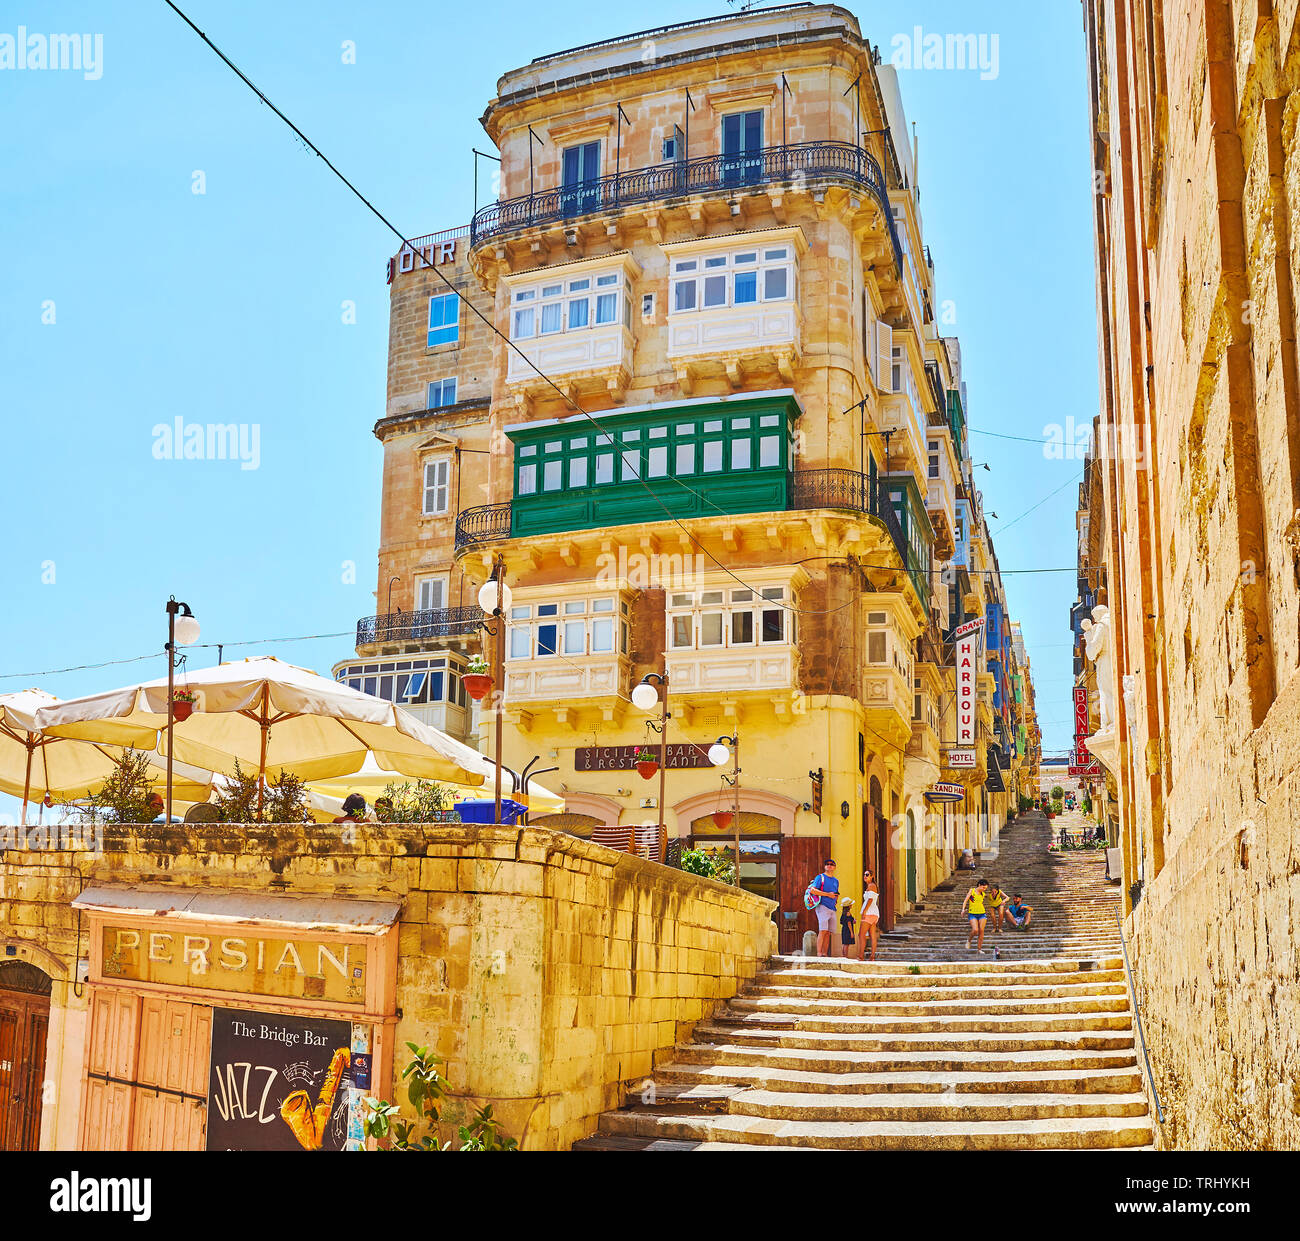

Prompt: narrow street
xmin=579 ymin=811 xmax=1154 ymax=1150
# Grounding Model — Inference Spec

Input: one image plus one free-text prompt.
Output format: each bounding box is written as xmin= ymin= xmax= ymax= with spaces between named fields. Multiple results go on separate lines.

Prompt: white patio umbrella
xmin=32 ymin=657 xmax=488 ymax=817
xmin=0 ymin=689 xmax=208 ymax=823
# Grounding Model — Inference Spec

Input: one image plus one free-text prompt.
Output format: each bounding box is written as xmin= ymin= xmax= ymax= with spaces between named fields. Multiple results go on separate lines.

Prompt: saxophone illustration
xmin=279 ymin=1048 xmax=351 ymax=1150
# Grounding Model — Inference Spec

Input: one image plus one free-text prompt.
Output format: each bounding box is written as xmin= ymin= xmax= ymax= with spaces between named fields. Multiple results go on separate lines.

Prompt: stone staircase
xmin=575 ymin=810 xmax=1154 ymax=1150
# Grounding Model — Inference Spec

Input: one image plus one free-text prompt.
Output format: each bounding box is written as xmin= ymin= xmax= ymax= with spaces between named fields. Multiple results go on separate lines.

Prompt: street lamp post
xmin=631 ymin=671 xmax=669 ymax=843
xmin=475 ymin=556 xmax=511 ymax=825
xmin=709 ymin=734 xmax=741 ymax=888
xmin=164 ymin=598 xmax=200 ymax=826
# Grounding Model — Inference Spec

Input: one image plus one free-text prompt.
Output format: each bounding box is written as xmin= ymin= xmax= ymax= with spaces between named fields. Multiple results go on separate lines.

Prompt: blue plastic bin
xmin=453 ymin=798 xmax=527 ymax=825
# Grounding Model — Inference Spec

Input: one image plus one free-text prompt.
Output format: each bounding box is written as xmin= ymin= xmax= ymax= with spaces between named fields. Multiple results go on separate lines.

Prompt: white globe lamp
xmin=708 ymin=742 xmax=731 ymax=767
xmin=631 ymin=682 xmax=660 ymax=712
xmin=174 ymin=613 xmax=201 ymax=645
xmin=477 ymin=578 xmax=512 ymax=615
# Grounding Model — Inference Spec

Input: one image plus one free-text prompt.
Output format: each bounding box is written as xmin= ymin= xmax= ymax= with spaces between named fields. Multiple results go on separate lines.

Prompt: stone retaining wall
xmin=0 ymin=821 xmax=776 ymax=1150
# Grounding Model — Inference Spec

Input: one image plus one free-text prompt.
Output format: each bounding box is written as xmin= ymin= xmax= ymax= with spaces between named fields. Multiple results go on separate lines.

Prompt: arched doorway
xmin=0 ymin=960 xmax=52 ymax=1151
xmin=688 ymin=810 xmax=781 ymax=904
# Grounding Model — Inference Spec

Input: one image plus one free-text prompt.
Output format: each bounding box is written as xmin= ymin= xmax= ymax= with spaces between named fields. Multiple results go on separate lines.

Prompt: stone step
xmin=767 ymin=955 xmax=1123 ymax=974
xmin=653 ymin=1061 xmax=1146 ymax=1096
xmin=731 ymin=993 xmax=1132 ymax=1018
xmin=597 ymin=1109 xmax=1154 ymax=1150
xmin=694 ymin=1023 xmax=1138 ymax=1053
xmin=670 ymin=1042 xmax=1141 ymax=1075
xmin=759 ymin=972 xmax=1128 ymax=987
xmin=716 ymin=1008 xmax=1137 ymax=1035
xmin=727 ymin=1088 xmax=1151 ymax=1122
xmin=750 ymin=980 xmax=1129 ymax=1002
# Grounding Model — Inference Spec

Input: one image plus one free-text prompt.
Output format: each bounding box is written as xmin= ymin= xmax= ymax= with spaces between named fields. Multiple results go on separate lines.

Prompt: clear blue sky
xmin=0 ymin=0 xmax=1095 ymax=816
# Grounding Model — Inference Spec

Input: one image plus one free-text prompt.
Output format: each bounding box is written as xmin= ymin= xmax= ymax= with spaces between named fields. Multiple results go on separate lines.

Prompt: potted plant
xmin=172 ymin=688 xmax=198 ymax=722
xmin=634 ymin=745 xmax=659 ymax=780
xmin=711 ymin=809 xmax=735 ymax=830
xmin=462 ymin=654 xmax=493 ymax=702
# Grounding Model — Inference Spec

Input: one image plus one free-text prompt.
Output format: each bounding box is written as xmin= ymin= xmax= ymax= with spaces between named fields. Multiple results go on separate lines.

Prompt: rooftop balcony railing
xmin=356 ymin=606 xmax=481 ymax=648
xmin=470 ymin=140 xmax=903 ymax=272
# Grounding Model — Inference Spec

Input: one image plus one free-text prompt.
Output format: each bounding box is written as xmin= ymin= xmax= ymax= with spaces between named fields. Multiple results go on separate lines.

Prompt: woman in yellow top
xmin=961 ymin=878 xmax=990 ymax=952
xmin=985 ymin=882 xmax=1007 ymax=935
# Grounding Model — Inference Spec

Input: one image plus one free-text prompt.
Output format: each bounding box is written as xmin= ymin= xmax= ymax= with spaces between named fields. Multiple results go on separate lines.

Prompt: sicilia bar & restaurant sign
xmin=100 ymin=925 xmax=368 ymax=1005
xmin=575 ymin=743 xmax=712 ymax=771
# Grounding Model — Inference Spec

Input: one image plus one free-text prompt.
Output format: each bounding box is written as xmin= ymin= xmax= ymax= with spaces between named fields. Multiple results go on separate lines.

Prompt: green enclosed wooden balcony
xmin=504 ymin=393 xmax=799 ymax=538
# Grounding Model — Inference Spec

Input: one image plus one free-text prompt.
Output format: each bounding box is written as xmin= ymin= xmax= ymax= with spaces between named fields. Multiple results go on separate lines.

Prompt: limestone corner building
xmin=340 ymin=3 xmax=1038 ymax=949
xmin=1082 ymin=0 xmax=1300 ymax=1147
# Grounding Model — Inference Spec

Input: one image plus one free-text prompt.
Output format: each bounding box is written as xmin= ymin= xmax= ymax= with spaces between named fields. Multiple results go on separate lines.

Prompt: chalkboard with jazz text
xmin=206 ymin=1008 xmax=353 ymax=1151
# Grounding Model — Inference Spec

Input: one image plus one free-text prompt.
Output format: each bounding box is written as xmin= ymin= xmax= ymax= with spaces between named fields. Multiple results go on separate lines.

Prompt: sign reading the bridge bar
xmin=575 ymin=744 xmax=712 ymax=771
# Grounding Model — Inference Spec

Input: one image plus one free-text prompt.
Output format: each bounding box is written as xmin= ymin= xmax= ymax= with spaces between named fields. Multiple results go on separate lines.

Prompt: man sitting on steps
xmin=1002 ymin=894 xmax=1033 ymax=930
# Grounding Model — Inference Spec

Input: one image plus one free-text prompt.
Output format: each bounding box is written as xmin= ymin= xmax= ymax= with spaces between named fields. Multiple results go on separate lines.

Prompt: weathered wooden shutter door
xmin=79 ymin=988 xmax=139 ymax=1151
xmin=132 ymin=998 xmax=210 ymax=1151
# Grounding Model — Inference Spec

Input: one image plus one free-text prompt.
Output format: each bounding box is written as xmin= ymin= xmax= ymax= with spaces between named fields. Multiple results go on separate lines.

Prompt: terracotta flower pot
xmin=711 ymin=811 xmax=735 ymax=830
xmin=172 ymin=700 xmax=195 ymax=722
xmin=463 ymin=673 xmax=493 ymax=701
xmin=636 ymin=760 xmax=658 ymax=780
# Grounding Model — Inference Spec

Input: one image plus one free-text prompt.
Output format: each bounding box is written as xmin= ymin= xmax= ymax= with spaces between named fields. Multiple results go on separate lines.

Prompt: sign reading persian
xmin=575 ymin=743 xmax=712 ymax=772
xmin=953 ymin=618 xmax=984 ymax=749
xmin=100 ymin=926 xmax=368 ymax=1005
xmin=206 ymin=1008 xmax=353 ymax=1151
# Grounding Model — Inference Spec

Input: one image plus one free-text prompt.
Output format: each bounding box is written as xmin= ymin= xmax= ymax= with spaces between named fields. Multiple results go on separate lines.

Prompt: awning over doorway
xmin=71 ymin=886 xmax=402 ymax=934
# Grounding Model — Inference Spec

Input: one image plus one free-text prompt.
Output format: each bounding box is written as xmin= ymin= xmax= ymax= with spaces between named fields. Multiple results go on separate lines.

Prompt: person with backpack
xmin=806 ymin=859 xmax=839 ymax=957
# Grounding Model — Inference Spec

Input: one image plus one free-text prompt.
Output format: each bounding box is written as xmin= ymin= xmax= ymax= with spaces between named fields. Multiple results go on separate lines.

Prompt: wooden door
xmin=0 ymin=963 xmax=53 ymax=1151
xmin=80 ymin=989 xmax=210 ymax=1151
xmin=778 ymin=836 xmax=831 ymax=953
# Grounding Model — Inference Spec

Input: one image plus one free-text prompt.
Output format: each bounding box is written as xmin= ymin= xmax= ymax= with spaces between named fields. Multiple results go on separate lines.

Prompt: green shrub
xmin=362 ymin=1043 xmax=517 ymax=1151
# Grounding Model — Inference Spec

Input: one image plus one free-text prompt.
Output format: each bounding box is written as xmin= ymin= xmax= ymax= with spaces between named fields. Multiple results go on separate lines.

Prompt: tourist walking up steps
xmin=857 ymin=868 xmax=881 ymax=961
xmin=808 ymin=859 xmax=839 ymax=958
xmin=962 ymin=878 xmax=990 ymax=952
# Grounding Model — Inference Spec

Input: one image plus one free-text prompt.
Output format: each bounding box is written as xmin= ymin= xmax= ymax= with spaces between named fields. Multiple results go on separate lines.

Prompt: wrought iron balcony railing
xmin=454 ymin=502 xmax=512 ymax=553
xmin=470 ymin=140 xmax=903 ymax=272
xmin=789 ymin=468 xmax=907 ymax=559
xmin=455 ymin=470 xmax=928 ymax=605
xmin=356 ymin=606 xmax=481 ymax=647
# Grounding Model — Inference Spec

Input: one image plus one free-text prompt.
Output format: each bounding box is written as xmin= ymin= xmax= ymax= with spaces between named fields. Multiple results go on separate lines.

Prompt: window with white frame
xmin=927 ymin=439 xmax=939 ymax=479
xmin=336 ymin=656 xmax=467 ymax=709
xmin=427 ymin=377 xmax=457 ymax=410
xmin=415 ymin=574 xmax=447 ymax=612
xmin=507 ymin=597 xmax=629 ymax=660
xmin=865 ymin=610 xmax=912 ymax=682
xmin=667 ymin=586 xmax=793 ymax=650
xmin=427 ymin=293 xmax=459 ymax=348
xmin=669 ymin=244 xmax=793 ymax=314
xmin=422 ymin=458 xmax=450 ymax=515
xmin=510 ymin=270 xmax=628 ymax=341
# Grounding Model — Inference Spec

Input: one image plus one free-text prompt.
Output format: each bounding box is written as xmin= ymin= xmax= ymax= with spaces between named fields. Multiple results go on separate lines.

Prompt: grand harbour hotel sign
xmin=948 ymin=617 xmax=985 ymax=769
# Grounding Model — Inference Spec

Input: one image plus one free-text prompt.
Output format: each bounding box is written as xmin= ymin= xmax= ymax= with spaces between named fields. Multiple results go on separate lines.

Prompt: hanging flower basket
xmin=463 ymin=673 xmax=493 ymax=702
xmin=172 ymin=691 xmax=198 ymax=722
xmin=711 ymin=810 xmax=735 ymax=831
xmin=634 ymin=748 xmax=659 ymax=780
